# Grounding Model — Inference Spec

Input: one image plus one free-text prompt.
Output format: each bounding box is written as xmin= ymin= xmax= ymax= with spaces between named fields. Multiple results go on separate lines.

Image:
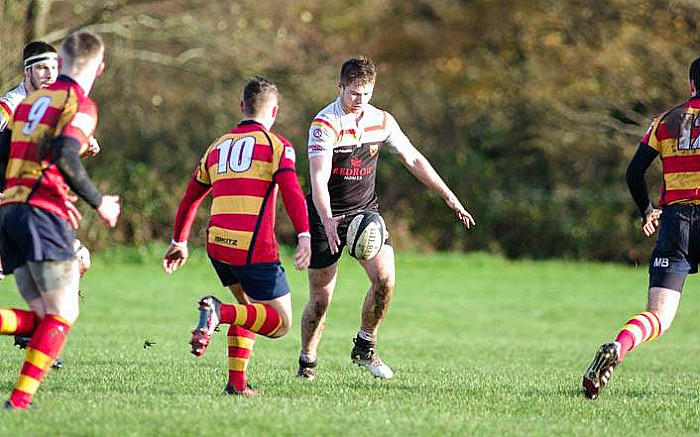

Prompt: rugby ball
xmin=346 ymin=211 xmax=386 ymax=260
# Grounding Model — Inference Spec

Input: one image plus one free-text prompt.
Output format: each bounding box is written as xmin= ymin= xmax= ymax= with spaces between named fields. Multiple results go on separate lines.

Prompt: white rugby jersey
xmin=0 ymin=82 xmax=27 ymax=132
xmin=307 ymin=98 xmax=413 ymax=214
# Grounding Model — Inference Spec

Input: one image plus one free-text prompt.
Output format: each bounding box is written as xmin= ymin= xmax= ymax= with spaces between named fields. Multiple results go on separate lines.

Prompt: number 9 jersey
xmin=1 ymin=75 xmax=97 ymax=221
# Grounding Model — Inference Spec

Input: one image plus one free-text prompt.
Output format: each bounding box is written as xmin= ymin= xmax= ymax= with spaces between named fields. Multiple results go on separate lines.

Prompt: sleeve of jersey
xmin=172 ymin=178 xmax=212 ymax=243
xmin=625 ymin=142 xmax=659 ymax=217
xmin=383 ymin=112 xmax=413 ymax=154
xmin=640 ymin=118 xmax=661 ymax=151
xmin=276 ymin=170 xmax=309 ymax=234
xmin=0 ymin=100 xmax=12 ymax=132
xmin=274 ymin=135 xmax=309 ymax=233
xmin=308 ymin=117 xmax=337 ymax=158
xmin=60 ymin=98 xmax=97 ymax=155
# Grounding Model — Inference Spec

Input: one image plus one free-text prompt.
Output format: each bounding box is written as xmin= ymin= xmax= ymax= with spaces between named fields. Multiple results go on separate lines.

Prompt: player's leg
xmin=6 ymin=259 xmax=80 ymax=410
xmin=351 ymin=244 xmax=396 ymax=379
xmin=2 ymin=266 xmax=44 ymax=340
xmin=5 ymin=266 xmax=45 ymax=353
xmin=190 ymin=261 xmax=292 ymax=396
xmin=583 ymin=286 xmax=679 ymax=400
xmin=223 ymin=284 xmax=257 ymax=395
xmin=297 ymin=264 xmax=338 ymax=379
xmin=583 ymin=205 xmax=689 ymax=399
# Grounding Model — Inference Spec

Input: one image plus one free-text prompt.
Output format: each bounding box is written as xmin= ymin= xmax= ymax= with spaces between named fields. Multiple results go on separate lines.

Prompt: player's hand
xmin=446 ymin=197 xmax=475 ymax=228
xmin=64 ymin=199 xmax=83 ymax=230
xmin=294 ymin=234 xmax=311 ymax=270
xmin=322 ymin=215 xmax=344 ymax=254
xmin=642 ymin=208 xmax=662 ymax=237
xmin=85 ymin=136 xmax=101 ymax=157
xmin=163 ymin=243 xmax=188 ymax=274
xmin=97 ymin=195 xmax=120 ymax=228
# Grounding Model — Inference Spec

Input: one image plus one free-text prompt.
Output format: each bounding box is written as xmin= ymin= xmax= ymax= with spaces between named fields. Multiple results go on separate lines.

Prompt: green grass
xmin=1 ymin=246 xmax=700 ymax=436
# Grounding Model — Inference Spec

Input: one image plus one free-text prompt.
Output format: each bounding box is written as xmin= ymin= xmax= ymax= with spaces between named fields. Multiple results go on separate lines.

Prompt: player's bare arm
xmin=396 ymin=143 xmax=475 ymax=228
xmin=309 ymin=153 xmax=344 ymax=253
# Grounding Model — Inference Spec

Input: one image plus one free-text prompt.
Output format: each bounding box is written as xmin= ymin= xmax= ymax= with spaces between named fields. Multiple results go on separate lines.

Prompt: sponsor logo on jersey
xmin=214 ymin=236 xmax=238 ymax=247
xmin=309 ymin=143 xmax=325 ymax=153
xmin=285 ymin=145 xmax=296 ymax=162
xmin=332 ymin=164 xmax=374 ymax=178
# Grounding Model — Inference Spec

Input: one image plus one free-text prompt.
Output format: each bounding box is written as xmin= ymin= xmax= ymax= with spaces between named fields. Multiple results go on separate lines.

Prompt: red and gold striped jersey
xmin=643 ymin=96 xmax=700 ymax=205
xmin=194 ymin=120 xmax=305 ymax=265
xmin=1 ymin=75 xmax=96 ymax=221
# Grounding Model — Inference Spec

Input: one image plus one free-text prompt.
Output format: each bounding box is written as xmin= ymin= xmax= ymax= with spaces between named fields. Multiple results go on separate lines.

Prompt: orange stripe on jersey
xmin=663 ymin=172 xmax=700 ymax=190
xmin=5 ymin=158 xmax=43 ymax=180
xmin=207 ymin=160 xmax=278 ymax=183
xmin=311 ymin=118 xmax=339 ymax=138
xmin=208 ymin=226 xmax=254 ymax=252
xmin=211 ymin=195 xmax=263 ymax=216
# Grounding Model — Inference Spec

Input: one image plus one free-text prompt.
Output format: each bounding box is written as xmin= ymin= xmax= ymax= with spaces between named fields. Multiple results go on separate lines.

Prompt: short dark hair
xmin=339 ymin=57 xmax=376 ymax=87
xmin=23 ymin=41 xmax=57 ymax=67
xmin=242 ymin=76 xmax=278 ymax=117
xmin=690 ymin=56 xmax=700 ymax=89
xmin=60 ymin=30 xmax=104 ymax=70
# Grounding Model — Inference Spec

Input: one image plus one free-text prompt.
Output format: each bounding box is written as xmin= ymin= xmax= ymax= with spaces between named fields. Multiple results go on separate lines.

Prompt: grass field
xmin=1 ymin=245 xmax=700 ymax=436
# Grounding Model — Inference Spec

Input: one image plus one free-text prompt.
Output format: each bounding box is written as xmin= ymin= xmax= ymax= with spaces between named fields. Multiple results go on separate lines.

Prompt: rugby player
xmin=163 ymin=76 xmax=310 ymax=397
xmin=0 ymin=30 xmax=120 ymax=411
xmin=297 ymin=57 xmax=475 ymax=380
xmin=1 ymin=42 xmax=97 ymax=365
xmin=583 ymin=56 xmax=700 ymax=400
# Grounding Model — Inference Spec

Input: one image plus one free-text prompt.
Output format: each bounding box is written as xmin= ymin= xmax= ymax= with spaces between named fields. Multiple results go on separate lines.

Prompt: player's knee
xmin=310 ymin=289 xmax=333 ymax=310
xmin=57 ymin=305 xmax=79 ymax=324
xmin=372 ymin=276 xmax=395 ymax=294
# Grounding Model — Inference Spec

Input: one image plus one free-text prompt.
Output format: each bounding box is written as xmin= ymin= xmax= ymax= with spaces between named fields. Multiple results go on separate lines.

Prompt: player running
xmin=1 ymin=42 xmax=98 ymax=366
xmin=163 ymin=76 xmax=310 ymax=397
xmin=0 ymin=30 xmax=120 ymax=411
xmin=583 ymin=55 xmax=700 ymax=400
xmin=297 ymin=57 xmax=475 ymax=380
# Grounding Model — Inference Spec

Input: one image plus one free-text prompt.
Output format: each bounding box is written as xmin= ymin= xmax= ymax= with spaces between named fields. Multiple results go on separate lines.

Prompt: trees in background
xmin=2 ymin=0 xmax=699 ymax=262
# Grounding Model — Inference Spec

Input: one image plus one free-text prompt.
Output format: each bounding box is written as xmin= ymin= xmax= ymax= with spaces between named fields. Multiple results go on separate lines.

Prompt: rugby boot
xmin=13 ymin=336 xmax=30 ymax=349
xmin=223 ymin=383 xmax=260 ymax=397
xmin=351 ymin=337 xmax=394 ymax=379
xmin=297 ymin=357 xmax=317 ymax=380
xmin=3 ymin=399 xmax=28 ymax=411
xmin=189 ymin=295 xmax=221 ymax=356
xmin=52 ymin=358 xmax=64 ymax=370
xmin=583 ymin=342 xmax=620 ymax=400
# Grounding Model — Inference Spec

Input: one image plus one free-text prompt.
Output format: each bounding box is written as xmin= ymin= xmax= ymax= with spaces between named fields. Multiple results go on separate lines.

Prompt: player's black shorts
xmin=307 ymin=200 xmax=391 ymax=269
xmin=648 ymin=204 xmax=700 ymax=291
xmin=209 ymin=258 xmax=290 ymax=301
xmin=0 ymin=203 xmax=75 ymax=274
